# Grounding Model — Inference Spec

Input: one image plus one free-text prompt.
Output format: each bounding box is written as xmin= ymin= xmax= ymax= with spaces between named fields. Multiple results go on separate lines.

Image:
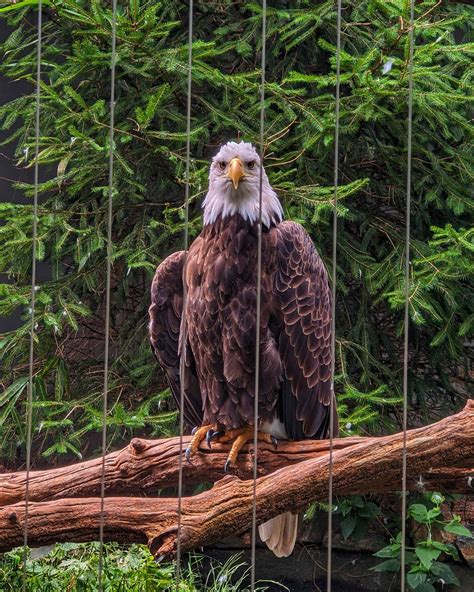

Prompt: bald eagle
xmin=149 ymin=141 xmax=337 ymax=557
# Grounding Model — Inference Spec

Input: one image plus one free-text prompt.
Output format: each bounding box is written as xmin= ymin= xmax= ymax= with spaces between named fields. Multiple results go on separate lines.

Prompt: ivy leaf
xmin=430 ymin=541 xmax=449 ymax=552
xmin=406 ymin=571 xmax=427 ymax=590
xmin=430 ymin=561 xmax=459 ymax=585
xmin=372 ymin=558 xmax=400 ymax=572
xmin=426 ymin=508 xmax=441 ymax=521
xmin=414 ymin=545 xmax=441 ymax=570
xmin=359 ymin=501 xmax=380 ymax=519
xmin=413 ymin=584 xmax=436 ymax=592
xmin=341 ymin=515 xmax=357 ymax=539
xmin=374 ymin=543 xmax=400 ymax=558
xmin=444 ymin=522 xmax=472 ymax=537
xmin=409 ymin=504 xmax=428 ymax=523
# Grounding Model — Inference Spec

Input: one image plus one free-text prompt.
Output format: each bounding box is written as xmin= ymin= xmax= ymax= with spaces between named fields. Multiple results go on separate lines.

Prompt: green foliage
xmin=306 ymin=491 xmax=472 ymax=589
xmin=337 ymin=383 xmax=402 ymax=435
xmin=0 ymin=543 xmax=282 ymax=591
xmin=335 ymin=495 xmax=381 ymax=541
xmin=373 ymin=492 xmax=473 ymax=591
xmin=304 ymin=494 xmax=382 ymax=541
xmin=0 ymin=0 xmax=472 ymax=464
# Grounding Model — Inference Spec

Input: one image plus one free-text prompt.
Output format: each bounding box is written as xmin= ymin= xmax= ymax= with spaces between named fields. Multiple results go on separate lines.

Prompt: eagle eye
xmin=218 ymin=161 xmax=226 ymax=170
xmin=247 ymin=160 xmax=256 ymax=169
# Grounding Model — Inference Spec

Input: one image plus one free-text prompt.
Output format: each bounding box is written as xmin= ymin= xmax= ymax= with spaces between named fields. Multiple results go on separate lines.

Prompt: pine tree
xmin=0 ymin=0 xmax=472 ymax=466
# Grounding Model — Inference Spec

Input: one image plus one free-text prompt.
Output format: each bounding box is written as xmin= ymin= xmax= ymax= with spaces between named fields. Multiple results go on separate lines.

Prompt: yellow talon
xmin=184 ymin=424 xmax=217 ymax=462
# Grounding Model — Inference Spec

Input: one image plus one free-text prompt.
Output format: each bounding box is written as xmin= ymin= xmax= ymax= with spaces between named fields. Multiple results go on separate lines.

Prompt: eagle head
xmin=202 ymin=141 xmax=283 ymax=228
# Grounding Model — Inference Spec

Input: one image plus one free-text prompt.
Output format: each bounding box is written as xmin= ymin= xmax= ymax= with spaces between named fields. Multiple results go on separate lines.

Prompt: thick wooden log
xmin=1 ymin=429 xmax=472 ymax=507
xmin=0 ymin=436 xmax=366 ymax=506
xmin=0 ymin=401 xmax=472 ymax=556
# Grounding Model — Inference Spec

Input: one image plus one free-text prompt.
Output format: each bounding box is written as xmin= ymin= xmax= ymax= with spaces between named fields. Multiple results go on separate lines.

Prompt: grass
xmin=0 ymin=542 xmax=286 ymax=591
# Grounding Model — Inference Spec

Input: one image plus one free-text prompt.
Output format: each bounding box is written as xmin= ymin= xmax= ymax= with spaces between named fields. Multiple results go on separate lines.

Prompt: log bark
xmin=2 ymin=428 xmax=472 ymax=507
xmin=0 ymin=436 xmax=366 ymax=506
xmin=0 ymin=401 xmax=472 ymax=556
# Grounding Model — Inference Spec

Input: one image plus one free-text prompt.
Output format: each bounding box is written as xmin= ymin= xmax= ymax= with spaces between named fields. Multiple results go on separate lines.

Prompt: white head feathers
xmin=202 ymin=141 xmax=283 ymax=227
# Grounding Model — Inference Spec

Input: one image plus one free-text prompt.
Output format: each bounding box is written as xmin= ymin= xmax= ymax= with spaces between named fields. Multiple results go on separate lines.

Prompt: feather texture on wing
xmin=270 ymin=221 xmax=337 ymax=440
xmin=149 ymin=250 xmax=202 ymax=429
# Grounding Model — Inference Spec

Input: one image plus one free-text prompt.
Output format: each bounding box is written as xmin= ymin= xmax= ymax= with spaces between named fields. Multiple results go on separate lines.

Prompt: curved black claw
xmin=191 ymin=426 xmax=198 ymax=436
xmin=185 ymin=446 xmax=192 ymax=463
xmin=211 ymin=430 xmax=225 ymax=444
xmin=224 ymin=459 xmax=232 ymax=474
xmin=271 ymin=435 xmax=278 ymax=449
xmin=206 ymin=429 xmax=215 ymax=449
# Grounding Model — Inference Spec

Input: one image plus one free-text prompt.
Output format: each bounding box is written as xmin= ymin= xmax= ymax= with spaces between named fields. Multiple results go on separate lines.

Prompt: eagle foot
xmin=214 ymin=427 xmax=278 ymax=473
xmin=184 ymin=423 xmax=218 ymax=462
xmin=206 ymin=429 xmax=225 ymax=449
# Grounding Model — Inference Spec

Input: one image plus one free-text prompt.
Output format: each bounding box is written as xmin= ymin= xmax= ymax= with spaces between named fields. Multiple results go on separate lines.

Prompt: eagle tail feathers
xmin=258 ymin=512 xmax=298 ymax=558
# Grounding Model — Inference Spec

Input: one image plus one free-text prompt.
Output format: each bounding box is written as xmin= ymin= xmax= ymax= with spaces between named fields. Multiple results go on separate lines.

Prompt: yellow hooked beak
xmin=227 ymin=157 xmax=245 ymax=189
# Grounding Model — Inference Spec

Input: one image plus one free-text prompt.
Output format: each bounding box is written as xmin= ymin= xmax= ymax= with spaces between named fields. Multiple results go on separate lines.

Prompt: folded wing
xmin=149 ymin=251 xmax=202 ymax=429
xmin=271 ymin=221 xmax=338 ymax=440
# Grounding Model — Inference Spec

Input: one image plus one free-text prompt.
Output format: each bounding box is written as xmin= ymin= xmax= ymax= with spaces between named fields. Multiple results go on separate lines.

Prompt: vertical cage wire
xmin=22 ymin=2 xmax=43 ymax=590
xmin=327 ymin=1 xmax=342 ymax=590
xmin=250 ymin=1 xmax=267 ymax=589
xmin=401 ymin=1 xmax=415 ymax=590
xmin=176 ymin=1 xmax=194 ymax=589
xmin=98 ymin=1 xmax=118 ymax=589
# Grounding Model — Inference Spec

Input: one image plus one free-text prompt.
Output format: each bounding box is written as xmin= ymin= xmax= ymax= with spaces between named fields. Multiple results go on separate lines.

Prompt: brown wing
xmin=270 ymin=221 xmax=338 ymax=440
xmin=149 ymin=250 xmax=202 ymax=429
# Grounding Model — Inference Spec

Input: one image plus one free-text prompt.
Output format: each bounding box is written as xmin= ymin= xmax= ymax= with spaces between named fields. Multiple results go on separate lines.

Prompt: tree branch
xmin=0 ymin=401 xmax=472 ymax=556
xmin=0 ymin=435 xmax=366 ymax=506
